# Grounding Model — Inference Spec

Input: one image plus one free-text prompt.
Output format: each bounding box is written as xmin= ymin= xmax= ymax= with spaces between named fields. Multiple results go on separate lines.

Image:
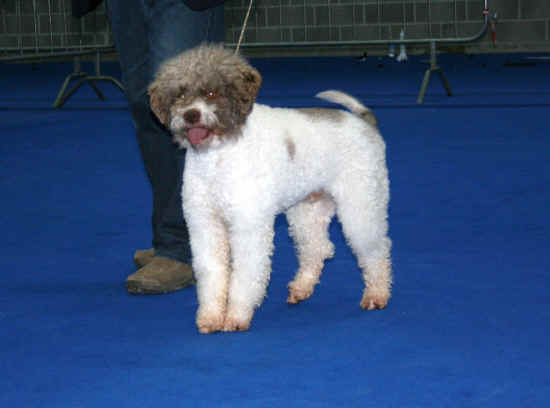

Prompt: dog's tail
xmin=315 ymin=90 xmax=378 ymax=128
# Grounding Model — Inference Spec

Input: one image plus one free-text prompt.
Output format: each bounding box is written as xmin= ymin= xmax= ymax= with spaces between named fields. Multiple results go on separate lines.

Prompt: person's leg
xmin=147 ymin=0 xmax=225 ymax=262
xmin=107 ymin=1 xmax=224 ymax=293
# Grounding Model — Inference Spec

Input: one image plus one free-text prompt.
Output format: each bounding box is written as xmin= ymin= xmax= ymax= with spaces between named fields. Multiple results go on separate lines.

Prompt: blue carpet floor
xmin=1 ymin=53 xmax=550 ymax=407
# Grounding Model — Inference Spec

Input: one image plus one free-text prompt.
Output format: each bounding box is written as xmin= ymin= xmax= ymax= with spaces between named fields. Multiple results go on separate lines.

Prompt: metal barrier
xmin=227 ymin=0 xmax=493 ymax=103
xmin=0 ymin=0 xmax=123 ymax=108
xmin=1 ymin=0 xmax=494 ymax=106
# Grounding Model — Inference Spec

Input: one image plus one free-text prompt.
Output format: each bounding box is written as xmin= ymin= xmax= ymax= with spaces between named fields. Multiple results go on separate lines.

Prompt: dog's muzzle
xmin=184 ymin=109 xmax=213 ymax=145
xmin=183 ymin=109 xmax=201 ymax=125
xmin=172 ymin=103 xmax=219 ymax=146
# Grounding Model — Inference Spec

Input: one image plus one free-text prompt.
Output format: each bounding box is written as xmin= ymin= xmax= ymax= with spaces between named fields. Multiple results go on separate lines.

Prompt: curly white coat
xmin=181 ymin=91 xmax=392 ymax=333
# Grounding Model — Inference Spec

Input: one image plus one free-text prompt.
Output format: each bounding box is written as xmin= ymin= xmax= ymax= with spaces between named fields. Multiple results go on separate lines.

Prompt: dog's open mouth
xmin=186 ymin=127 xmax=213 ymax=146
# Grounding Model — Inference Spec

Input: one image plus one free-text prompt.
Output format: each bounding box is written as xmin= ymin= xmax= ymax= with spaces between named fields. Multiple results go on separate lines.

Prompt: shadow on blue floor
xmin=1 ymin=54 xmax=550 ymax=407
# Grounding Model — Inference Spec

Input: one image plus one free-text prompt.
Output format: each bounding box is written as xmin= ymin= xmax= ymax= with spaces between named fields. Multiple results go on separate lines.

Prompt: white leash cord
xmin=234 ymin=0 xmax=254 ymax=54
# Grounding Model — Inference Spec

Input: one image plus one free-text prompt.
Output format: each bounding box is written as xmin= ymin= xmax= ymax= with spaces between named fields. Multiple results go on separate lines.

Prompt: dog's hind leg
xmin=330 ymin=171 xmax=392 ymax=310
xmin=286 ymin=193 xmax=336 ymax=304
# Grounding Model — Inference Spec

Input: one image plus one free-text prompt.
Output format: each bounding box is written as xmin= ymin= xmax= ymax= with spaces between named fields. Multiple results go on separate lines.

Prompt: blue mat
xmin=1 ymin=54 xmax=550 ymax=407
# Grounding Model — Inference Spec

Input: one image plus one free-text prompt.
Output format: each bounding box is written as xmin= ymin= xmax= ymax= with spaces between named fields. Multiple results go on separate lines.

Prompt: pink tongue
xmin=187 ymin=128 xmax=210 ymax=145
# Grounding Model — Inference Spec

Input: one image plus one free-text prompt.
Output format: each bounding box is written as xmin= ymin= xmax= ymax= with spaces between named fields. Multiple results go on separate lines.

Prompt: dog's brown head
xmin=148 ymin=43 xmax=262 ymax=149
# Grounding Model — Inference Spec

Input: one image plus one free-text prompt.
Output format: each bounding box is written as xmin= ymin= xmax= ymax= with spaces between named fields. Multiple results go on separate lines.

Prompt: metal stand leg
xmin=53 ymin=52 xmax=125 ymax=108
xmin=438 ymin=69 xmax=453 ymax=97
xmin=417 ymin=69 xmax=432 ymax=104
xmin=417 ymin=41 xmax=453 ymax=104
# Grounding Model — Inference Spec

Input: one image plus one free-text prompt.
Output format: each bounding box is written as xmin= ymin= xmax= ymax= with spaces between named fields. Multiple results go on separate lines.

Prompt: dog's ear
xmin=148 ymin=81 xmax=171 ymax=125
xmin=239 ymin=65 xmax=262 ymax=102
xmin=236 ymin=66 xmax=262 ymax=114
xmin=240 ymin=66 xmax=262 ymax=99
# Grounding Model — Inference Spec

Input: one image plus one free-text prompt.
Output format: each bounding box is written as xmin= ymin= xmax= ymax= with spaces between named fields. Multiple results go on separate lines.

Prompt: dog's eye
xmin=206 ymin=90 xmax=217 ymax=99
xmin=176 ymin=86 xmax=188 ymax=101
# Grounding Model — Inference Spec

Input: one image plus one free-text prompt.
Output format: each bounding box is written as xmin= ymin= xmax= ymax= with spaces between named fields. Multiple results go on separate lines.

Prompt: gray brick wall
xmin=225 ymin=0 xmax=550 ymax=55
xmin=1 ymin=0 xmax=549 ymax=58
xmin=0 ymin=0 xmax=112 ymax=53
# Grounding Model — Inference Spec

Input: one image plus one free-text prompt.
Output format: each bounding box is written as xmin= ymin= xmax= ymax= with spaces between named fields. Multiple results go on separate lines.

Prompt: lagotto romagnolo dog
xmin=148 ymin=44 xmax=392 ymax=334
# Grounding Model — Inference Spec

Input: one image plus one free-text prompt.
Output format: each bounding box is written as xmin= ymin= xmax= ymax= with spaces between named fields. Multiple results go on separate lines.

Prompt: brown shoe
xmin=126 ymin=256 xmax=195 ymax=294
xmin=133 ymin=248 xmax=155 ymax=268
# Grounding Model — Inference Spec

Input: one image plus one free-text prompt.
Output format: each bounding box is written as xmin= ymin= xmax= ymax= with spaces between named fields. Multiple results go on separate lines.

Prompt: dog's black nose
xmin=184 ymin=109 xmax=201 ymax=124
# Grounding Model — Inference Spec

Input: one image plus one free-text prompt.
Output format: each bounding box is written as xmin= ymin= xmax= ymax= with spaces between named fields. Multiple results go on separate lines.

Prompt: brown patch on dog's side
xmin=307 ymin=190 xmax=325 ymax=202
xmin=285 ymin=138 xmax=296 ymax=160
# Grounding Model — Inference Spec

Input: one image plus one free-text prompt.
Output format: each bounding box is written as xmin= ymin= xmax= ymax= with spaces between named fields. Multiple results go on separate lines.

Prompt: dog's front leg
xmin=187 ymin=210 xmax=231 ymax=334
xmin=223 ymin=218 xmax=275 ymax=332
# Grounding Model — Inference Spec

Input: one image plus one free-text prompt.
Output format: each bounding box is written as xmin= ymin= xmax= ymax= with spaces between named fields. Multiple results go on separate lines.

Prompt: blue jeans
xmin=108 ymin=0 xmax=224 ymax=263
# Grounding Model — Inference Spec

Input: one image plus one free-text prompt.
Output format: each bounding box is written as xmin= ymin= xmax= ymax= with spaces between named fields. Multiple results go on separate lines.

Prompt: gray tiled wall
xmin=225 ymin=0 xmax=550 ymax=55
xmin=1 ymin=0 xmax=549 ymax=57
xmin=0 ymin=0 xmax=111 ymax=52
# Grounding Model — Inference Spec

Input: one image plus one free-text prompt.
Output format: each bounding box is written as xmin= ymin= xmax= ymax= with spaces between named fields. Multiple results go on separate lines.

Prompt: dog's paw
xmin=222 ymin=317 xmax=251 ymax=332
xmin=196 ymin=312 xmax=225 ymax=334
xmin=286 ymin=286 xmax=314 ymax=304
xmin=360 ymin=290 xmax=390 ymax=310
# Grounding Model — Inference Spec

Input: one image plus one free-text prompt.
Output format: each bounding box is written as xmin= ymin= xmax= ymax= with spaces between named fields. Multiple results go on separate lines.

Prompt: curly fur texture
xmin=149 ymin=44 xmax=261 ymax=148
xmin=149 ymin=44 xmax=392 ymax=334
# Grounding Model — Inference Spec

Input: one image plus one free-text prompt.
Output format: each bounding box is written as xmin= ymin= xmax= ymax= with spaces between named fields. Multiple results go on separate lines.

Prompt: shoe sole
xmin=126 ymin=278 xmax=195 ymax=295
